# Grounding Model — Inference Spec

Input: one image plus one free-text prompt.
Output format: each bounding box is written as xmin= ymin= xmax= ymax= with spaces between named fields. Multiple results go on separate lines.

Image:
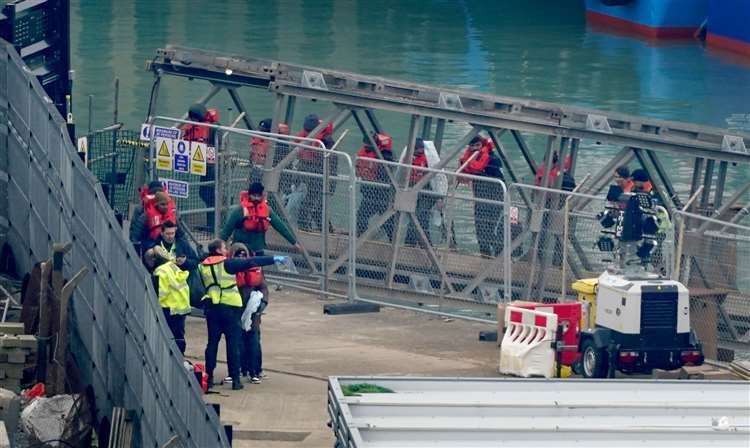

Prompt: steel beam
xmin=284 ymin=95 xmax=296 ymax=125
xmin=227 ymin=87 xmax=255 ymax=130
xmin=714 ymin=161 xmax=728 ymax=208
xmin=151 ymin=46 xmax=750 ymax=164
xmin=434 ymin=119 xmax=446 ymax=153
xmin=700 ymin=159 xmax=715 ymax=209
xmin=697 ymin=180 xmax=750 ymax=232
xmin=645 ymin=149 xmax=682 ymax=209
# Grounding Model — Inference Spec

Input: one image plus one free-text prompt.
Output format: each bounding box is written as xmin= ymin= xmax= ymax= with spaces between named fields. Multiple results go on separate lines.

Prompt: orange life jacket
xmin=144 ymin=195 xmax=177 ymax=241
xmin=410 ymin=153 xmax=429 ymax=185
xmin=297 ymin=122 xmax=334 ymax=161
xmin=250 ymin=137 xmax=270 ymax=164
xmin=239 ymin=192 xmax=271 ymax=232
xmin=182 ymin=123 xmax=210 ymax=143
xmin=459 ymin=139 xmax=493 ymax=175
xmin=236 ymin=267 xmax=264 ymax=288
xmin=356 ymin=147 xmax=380 ymax=181
xmin=202 ymin=255 xmax=226 ymax=265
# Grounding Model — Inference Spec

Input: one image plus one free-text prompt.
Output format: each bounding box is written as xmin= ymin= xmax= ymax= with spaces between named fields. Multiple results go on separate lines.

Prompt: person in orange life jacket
xmin=355 ymin=133 xmax=396 ymax=241
xmin=187 ymin=107 xmax=220 ymax=230
xmin=200 ymin=239 xmax=281 ymax=389
xmin=296 ymin=114 xmax=338 ymax=232
xmin=229 ymin=243 xmax=268 ymax=383
xmin=534 ymin=152 xmax=575 ymax=190
xmin=132 ymin=190 xmax=186 ymax=252
xmin=181 ymin=103 xmax=210 ymax=143
xmin=460 ymin=136 xmax=506 ymax=257
xmin=220 ymin=182 xmax=299 ymax=255
xmin=130 ymin=180 xmax=167 ymax=253
xmin=459 ymin=136 xmax=494 ymax=176
xmin=148 ymin=221 xmax=197 ymax=354
xmin=405 ymin=138 xmax=438 ymax=246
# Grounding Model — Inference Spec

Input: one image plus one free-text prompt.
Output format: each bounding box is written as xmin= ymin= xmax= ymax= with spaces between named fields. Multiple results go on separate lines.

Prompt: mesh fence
xmin=350 ymin=157 xmax=510 ymax=317
xmin=86 ymin=129 xmax=142 ymax=217
xmin=507 ymin=184 xmax=609 ymax=303
xmin=674 ymin=210 xmax=750 ymax=362
xmin=149 ymin=118 xmax=357 ymax=297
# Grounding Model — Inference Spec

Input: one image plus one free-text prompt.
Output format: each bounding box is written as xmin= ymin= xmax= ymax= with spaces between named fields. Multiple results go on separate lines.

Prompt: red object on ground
xmin=193 ymin=362 xmax=209 ymax=393
xmin=22 ymin=383 xmax=46 ymax=399
xmin=509 ymin=302 xmax=582 ymax=366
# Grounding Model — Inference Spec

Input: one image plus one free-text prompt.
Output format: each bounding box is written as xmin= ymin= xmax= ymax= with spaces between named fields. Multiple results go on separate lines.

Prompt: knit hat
xmin=147 ymin=181 xmax=164 ymax=193
xmin=259 ymin=118 xmax=272 ymax=132
xmin=632 ymin=169 xmax=649 ymax=182
xmin=229 ymin=242 xmax=250 ymax=258
xmin=188 ymin=103 xmax=207 ymax=121
xmin=248 ymin=182 xmax=264 ymax=195
xmin=303 ymin=114 xmax=320 ymax=132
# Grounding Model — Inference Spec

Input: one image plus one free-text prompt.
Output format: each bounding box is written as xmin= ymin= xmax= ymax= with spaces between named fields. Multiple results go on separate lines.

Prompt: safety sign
xmin=76 ymin=136 xmax=88 ymax=165
xmin=206 ymin=146 xmax=216 ymax=164
xmin=190 ymin=142 xmax=207 ymax=176
xmin=173 ymin=140 xmax=190 ymax=173
xmin=140 ymin=123 xmax=181 ymax=142
xmin=155 ymin=137 xmax=173 ymax=171
xmin=160 ymin=178 xmax=189 ymax=198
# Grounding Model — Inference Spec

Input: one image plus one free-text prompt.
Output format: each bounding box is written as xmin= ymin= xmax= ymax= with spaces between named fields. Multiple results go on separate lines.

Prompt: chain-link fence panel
xmin=86 ymin=129 xmax=142 ymax=216
xmin=350 ymin=157 xmax=509 ymax=319
xmin=150 ymin=117 xmax=357 ymax=298
xmin=507 ymin=184 xmax=610 ymax=303
xmin=674 ymin=210 xmax=750 ymax=363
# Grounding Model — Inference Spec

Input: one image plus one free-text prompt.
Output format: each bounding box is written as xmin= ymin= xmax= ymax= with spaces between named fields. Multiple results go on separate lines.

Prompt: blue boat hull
xmin=707 ymin=0 xmax=750 ymax=57
xmin=585 ymin=0 xmax=707 ymax=38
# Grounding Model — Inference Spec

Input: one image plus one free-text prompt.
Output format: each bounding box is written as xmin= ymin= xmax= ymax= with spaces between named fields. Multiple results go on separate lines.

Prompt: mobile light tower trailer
xmin=578 ymin=187 xmax=704 ymax=378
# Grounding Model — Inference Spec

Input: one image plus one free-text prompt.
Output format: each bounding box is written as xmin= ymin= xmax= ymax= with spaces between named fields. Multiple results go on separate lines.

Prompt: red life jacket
xmin=239 ymin=191 xmax=271 ymax=232
xmin=459 ymin=139 xmax=493 ymax=175
xmin=236 ymin=267 xmax=264 ymax=288
xmin=410 ymin=153 xmax=429 ymax=185
xmin=144 ymin=195 xmax=177 ymax=241
xmin=297 ymin=122 xmax=334 ymax=161
xmin=182 ymin=123 xmax=210 ymax=143
xmin=250 ymin=137 xmax=270 ymax=165
xmin=355 ymin=147 xmax=380 ymax=181
xmin=535 ymin=155 xmax=573 ymax=187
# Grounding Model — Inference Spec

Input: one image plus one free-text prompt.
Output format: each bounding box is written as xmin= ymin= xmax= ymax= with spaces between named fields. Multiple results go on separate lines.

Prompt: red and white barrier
xmin=499 ymin=306 xmax=558 ymax=378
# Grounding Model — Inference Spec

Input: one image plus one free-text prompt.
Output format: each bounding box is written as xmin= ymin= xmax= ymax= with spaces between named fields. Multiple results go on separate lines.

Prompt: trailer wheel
xmin=581 ymin=339 xmax=607 ymax=378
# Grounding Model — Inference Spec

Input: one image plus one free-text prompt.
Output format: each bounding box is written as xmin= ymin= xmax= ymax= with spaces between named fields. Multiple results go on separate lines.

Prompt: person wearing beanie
xmin=295 ymin=114 xmax=338 ymax=232
xmin=220 ymin=181 xmax=299 ymax=254
xmin=229 ymin=243 xmax=268 ymax=383
xmin=355 ymin=132 xmax=396 ymax=241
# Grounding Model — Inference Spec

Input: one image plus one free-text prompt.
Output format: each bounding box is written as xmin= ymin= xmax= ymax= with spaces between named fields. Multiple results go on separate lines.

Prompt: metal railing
xmin=0 ymin=41 xmax=230 ymax=447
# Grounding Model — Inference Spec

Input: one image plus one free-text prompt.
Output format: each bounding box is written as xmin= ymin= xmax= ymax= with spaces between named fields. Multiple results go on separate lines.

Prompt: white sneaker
xmin=250 ymin=376 xmax=262 ymax=384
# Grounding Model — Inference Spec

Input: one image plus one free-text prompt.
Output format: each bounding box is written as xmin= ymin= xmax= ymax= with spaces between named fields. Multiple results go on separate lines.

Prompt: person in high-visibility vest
xmin=152 ymin=245 xmax=192 ymax=355
xmin=199 ymin=239 xmax=283 ymax=390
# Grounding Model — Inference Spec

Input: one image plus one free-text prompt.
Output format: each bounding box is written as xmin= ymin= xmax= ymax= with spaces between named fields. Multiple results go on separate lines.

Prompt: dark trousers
xmin=240 ymin=317 xmax=262 ymax=376
xmin=475 ymin=202 xmax=503 ymax=257
xmin=405 ymin=193 xmax=436 ymax=246
xmin=199 ymin=164 xmax=216 ymax=231
xmin=162 ymin=308 xmax=186 ymax=355
xmin=204 ymin=304 xmax=242 ymax=380
xmin=356 ymin=185 xmax=395 ymax=241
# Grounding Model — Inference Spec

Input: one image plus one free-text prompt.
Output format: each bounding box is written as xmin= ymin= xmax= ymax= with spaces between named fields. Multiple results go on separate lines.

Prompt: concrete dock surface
xmin=184 ymin=286 xmax=499 ymax=448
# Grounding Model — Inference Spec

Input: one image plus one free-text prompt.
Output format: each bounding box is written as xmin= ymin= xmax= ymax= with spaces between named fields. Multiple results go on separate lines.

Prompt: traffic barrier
xmin=499 ymin=306 xmax=558 ymax=378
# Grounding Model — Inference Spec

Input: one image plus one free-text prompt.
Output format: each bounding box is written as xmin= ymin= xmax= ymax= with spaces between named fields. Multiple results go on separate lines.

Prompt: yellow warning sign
xmin=158 ymin=141 xmax=171 ymax=157
xmin=156 ymin=137 xmax=173 ymax=171
xmin=192 ymin=145 xmax=204 ymax=162
xmin=190 ymin=142 xmax=207 ymax=176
